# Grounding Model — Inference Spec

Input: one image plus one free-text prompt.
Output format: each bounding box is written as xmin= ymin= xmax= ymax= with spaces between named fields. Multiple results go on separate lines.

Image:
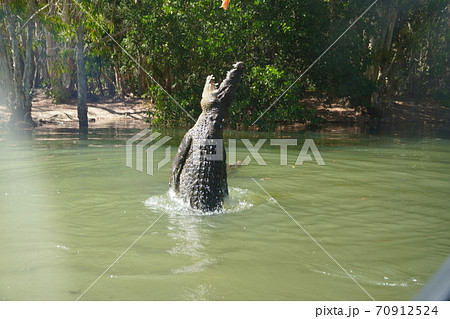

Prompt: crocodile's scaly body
xmin=169 ymin=62 xmax=245 ymax=211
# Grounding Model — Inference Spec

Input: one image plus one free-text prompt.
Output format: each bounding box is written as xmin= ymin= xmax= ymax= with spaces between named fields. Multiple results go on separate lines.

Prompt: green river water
xmin=0 ymin=126 xmax=449 ymax=300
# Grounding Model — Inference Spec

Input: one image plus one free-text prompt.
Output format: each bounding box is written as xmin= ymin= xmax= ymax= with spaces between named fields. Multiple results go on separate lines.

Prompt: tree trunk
xmin=0 ymin=27 xmax=14 ymax=110
xmin=114 ymin=65 xmax=124 ymax=96
xmin=23 ymin=0 xmax=36 ymax=123
xmin=103 ymin=67 xmax=116 ymax=97
xmin=76 ymin=21 xmax=88 ymax=132
xmin=62 ymin=0 xmax=74 ymax=98
xmin=367 ymin=7 xmax=399 ymax=117
xmin=164 ymin=62 xmax=172 ymax=94
xmin=36 ymin=27 xmax=50 ymax=85
xmin=139 ymin=55 xmax=146 ymax=95
xmin=43 ymin=0 xmax=71 ymax=103
xmin=113 ymin=48 xmax=124 ymax=96
xmin=45 ymin=29 xmax=56 ymax=79
xmin=5 ymin=4 xmax=33 ymax=127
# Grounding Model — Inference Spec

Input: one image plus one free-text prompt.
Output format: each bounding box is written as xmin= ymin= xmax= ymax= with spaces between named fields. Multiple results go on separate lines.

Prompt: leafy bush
xmin=147 ymin=84 xmax=199 ymax=127
xmin=231 ymin=65 xmax=318 ymax=130
xmin=147 ymin=64 xmax=319 ymax=130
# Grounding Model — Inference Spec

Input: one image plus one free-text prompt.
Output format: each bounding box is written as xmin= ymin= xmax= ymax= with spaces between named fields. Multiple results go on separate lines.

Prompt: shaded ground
xmin=309 ymin=97 xmax=450 ymax=126
xmin=273 ymin=96 xmax=449 ymax=136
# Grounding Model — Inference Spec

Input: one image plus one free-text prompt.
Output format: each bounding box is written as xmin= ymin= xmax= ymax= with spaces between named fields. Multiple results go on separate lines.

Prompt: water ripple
xmin=144 ymin=187 xmax=255 ymax=216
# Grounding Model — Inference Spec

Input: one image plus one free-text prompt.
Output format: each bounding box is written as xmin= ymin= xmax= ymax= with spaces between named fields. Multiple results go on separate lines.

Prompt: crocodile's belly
xmin=178 ymin=151 xmax=228 ymax=211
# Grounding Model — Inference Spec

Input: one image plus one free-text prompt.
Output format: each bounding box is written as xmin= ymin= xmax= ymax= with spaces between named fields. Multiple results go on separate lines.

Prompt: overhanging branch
xmin=15 ymin=2 xmax=51 ymax=36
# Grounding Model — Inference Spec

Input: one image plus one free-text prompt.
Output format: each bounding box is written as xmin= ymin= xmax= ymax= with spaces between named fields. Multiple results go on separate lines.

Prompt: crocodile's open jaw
xmin=201 ymin=62 xmax=245 ymax=109
xmin=202 ymin=75 xmax=217 ymax=101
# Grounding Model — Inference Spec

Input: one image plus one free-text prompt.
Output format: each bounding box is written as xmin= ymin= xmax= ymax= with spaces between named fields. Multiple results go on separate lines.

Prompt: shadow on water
xmin=306 ymin=120 xmax=450 ymax=139
xmin=361 ymin=120 xmax=450 ymax=139
xmin=1 ymin=113 xmax=449 ymax=144
xmin=4 ymin=127 xmax=33 ymax=141
xmin=79 ymin=126 xmax=88 ymax=140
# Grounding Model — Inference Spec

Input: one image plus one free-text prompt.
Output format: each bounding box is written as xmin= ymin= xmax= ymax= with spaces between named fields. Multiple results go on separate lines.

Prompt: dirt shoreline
xmin=0 ymin=89 xmax=151 ymax=129
xmin=1 ymin=90 xmax=449 ymax=131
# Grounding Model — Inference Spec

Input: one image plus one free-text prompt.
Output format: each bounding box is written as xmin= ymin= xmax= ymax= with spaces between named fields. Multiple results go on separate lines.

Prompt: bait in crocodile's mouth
xmin=221 ymin=0 xmax=230 ymax=10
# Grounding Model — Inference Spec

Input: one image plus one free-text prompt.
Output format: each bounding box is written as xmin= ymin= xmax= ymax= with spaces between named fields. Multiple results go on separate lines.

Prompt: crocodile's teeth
xmin=202 ymin=75 xmax=217 ymax=100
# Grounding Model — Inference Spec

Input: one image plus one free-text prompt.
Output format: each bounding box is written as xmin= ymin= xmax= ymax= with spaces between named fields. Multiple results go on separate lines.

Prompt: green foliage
xmin=232 ymin=65 xmax=316 ymax=131
xmin=4 ymin=0 xmax=447 ymax=128
xmin=104 ymin=0 xmax=332 ymax=129
xmin=147 ymin=83 xmax=198 ymax=127
xmin=95 ymin=0 xmax=446 ymax=128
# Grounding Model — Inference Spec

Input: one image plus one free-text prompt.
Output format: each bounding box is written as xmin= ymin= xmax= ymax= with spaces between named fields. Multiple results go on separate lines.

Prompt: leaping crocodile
xmin=169 ymin=62 xmax=245 ymax=211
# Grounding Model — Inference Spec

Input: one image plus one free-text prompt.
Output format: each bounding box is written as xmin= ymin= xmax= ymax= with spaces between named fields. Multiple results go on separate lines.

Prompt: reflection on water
xmin=0 ymin=125 xmax=449 ymax=300
xmin=144 ymin=188 xmax=257 ymax=298
xmin=168 ymin=213 xmax=214 ymax=275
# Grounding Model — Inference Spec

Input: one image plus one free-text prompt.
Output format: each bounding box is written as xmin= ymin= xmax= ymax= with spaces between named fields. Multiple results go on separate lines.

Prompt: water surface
xmin=0 ymin=127 xmax=449 ymax=300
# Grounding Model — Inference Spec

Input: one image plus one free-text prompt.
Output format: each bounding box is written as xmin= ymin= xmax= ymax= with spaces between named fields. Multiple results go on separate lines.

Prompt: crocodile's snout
xmin=215 ymin=62 xmax=245 ymax=106
xmin=233 ymin=61 xmax=245 ymax=71
xmin=226 ymin=62 xmax=245 ymax=82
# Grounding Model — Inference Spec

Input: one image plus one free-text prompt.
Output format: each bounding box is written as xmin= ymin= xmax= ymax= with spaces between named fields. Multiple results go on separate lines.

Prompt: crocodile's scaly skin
xmin=169 ymin=62 xmax=245 ymax=211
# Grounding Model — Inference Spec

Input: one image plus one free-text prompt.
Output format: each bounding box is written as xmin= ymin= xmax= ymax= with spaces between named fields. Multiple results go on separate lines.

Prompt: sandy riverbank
xmin=0 ymin=89 xmax=151 ymax=129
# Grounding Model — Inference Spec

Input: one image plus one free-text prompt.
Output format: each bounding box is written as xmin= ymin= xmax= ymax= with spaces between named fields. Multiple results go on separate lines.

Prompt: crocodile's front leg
xmin=169 ymin=131 xmax=192 ymax=194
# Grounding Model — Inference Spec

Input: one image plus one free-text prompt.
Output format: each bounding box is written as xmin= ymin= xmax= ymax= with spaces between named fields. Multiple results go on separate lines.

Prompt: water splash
xmin=144 ymin=187 xmax=255 ymax=216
